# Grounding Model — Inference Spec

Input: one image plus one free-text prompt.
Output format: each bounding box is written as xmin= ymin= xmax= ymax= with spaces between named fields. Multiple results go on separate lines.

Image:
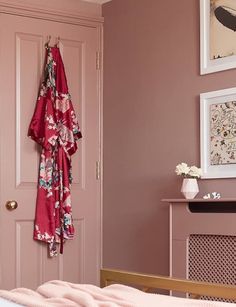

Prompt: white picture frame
xmin=200 ymin=87 xmax=236 ymax=178
xmin=200 ymin=0 xmax=236 ymax=74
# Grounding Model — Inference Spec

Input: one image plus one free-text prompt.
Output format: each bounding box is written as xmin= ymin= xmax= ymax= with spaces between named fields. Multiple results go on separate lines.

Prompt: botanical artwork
xmin=210 ymin=0 xmax=236 ymax=60
xmin=210 ymin=101 xmax=236 ymax=165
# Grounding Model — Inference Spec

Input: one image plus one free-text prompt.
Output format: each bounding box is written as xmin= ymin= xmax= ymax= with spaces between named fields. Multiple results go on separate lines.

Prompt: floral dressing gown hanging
xmin=28 ymin=46 xmax=82 ymax=257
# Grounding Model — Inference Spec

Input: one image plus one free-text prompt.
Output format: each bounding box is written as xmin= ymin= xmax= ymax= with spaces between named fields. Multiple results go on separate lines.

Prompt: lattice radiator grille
xmin=188 ymin=234 xmax=236 ymax=302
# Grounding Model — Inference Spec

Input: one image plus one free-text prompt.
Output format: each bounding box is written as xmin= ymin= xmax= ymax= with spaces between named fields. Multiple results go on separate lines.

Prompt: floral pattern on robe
xmin=28 ymin=46 xmax=82 ymax=257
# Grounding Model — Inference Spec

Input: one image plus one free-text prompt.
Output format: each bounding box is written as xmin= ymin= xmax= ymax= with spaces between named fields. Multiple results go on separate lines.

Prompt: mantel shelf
xmin=162 ymin=198 xmax=236 ymax=203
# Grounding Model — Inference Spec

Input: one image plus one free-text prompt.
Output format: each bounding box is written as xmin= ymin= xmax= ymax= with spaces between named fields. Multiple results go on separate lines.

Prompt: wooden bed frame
xmin=100 ymin=269 xmax=236 ymax=301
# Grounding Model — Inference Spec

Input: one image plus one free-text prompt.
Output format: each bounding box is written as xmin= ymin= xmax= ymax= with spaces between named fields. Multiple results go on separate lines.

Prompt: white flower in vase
xmin=175 ymin=163 xmax=190 ymax=177
xmin=189 ymin=166 xmax=202 ymax=179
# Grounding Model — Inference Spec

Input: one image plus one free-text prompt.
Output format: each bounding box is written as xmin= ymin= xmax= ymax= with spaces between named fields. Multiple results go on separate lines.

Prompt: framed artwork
xmin=200 ymin=87 xmax=236 ymax=178
xmin=200 ymin=0 xmax=236 ymax=74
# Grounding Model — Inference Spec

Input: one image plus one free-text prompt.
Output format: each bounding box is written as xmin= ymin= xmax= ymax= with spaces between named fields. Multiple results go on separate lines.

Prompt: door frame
xmin=0 ymin=0 xmax=104 ymax=285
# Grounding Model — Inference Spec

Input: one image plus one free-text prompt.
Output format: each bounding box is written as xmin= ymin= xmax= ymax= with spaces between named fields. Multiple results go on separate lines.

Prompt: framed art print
xmin=200 ymin=87 xmax=236 ymax=178
xmin=200 ymin=0 xmax=236 ymax=74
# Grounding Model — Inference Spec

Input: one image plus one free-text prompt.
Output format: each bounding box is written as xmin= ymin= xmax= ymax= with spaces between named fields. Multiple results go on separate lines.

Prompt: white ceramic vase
xmin=181 ymin=178 xmax=199 ymax=199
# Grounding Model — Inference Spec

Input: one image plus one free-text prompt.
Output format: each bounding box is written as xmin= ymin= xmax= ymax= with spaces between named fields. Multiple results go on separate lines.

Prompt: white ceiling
xmin=82 ymin=0 xmax=112 ymax=4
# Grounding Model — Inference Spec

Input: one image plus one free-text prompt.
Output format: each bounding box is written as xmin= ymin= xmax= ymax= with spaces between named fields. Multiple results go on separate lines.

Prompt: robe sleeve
xmin=28 ymin=89 xmax=59 ymax=150
xmin=52 ymin=47 xmax=82 ymax=156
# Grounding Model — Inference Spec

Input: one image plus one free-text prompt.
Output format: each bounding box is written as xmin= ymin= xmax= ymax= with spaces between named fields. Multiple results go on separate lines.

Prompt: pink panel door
xmin=0 ymin=13 xmax=101 ymax=289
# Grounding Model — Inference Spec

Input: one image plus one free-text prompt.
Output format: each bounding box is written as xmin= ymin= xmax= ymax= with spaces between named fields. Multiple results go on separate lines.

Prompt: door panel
xmin=16 ymin=32 xmax=43 ymax=187
xmin=0 ymin=13 xmax=101 ymax=289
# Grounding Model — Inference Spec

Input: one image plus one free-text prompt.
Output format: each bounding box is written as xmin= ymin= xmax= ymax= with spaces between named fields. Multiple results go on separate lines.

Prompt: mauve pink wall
xmin=102 ymin=0 xmax=236 ymax=275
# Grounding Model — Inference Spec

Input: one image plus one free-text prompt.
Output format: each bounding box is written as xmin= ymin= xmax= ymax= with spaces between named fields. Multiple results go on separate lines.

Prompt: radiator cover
xmin=188 ymin=234 xmax=236 ymax=302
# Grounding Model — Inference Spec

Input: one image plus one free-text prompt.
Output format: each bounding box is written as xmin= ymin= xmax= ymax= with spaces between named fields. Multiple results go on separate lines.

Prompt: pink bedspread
xmin=0 ymin=280 xmax=235 ymax=307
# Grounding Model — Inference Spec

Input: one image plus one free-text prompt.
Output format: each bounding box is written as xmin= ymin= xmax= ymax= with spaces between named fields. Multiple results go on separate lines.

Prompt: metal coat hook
xmin=55 ymin=36 xmax=60 ymax=47
xmin=45 ymin=35 xmax=51 ymax=48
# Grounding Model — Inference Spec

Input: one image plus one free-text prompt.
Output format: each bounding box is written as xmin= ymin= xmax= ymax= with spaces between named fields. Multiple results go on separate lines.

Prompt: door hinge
xmin=96 ymin=161 xmax=101 ymax=180
xmin=96 ymin=51 xmax=101 ymax=70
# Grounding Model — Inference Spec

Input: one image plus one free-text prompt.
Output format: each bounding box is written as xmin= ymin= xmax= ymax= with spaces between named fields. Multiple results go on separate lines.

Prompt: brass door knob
xmin=5 ymin=200 xmax=18 ymax=211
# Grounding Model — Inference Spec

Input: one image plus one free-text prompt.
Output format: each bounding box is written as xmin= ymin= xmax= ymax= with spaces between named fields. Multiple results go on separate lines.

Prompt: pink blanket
xmin=0 ymin=280 xmax=235 ymax=307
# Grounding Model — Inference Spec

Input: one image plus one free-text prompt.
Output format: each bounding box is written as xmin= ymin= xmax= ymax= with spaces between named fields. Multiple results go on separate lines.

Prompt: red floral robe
xmin=28 ymin=46 xmax=82 ymax=257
